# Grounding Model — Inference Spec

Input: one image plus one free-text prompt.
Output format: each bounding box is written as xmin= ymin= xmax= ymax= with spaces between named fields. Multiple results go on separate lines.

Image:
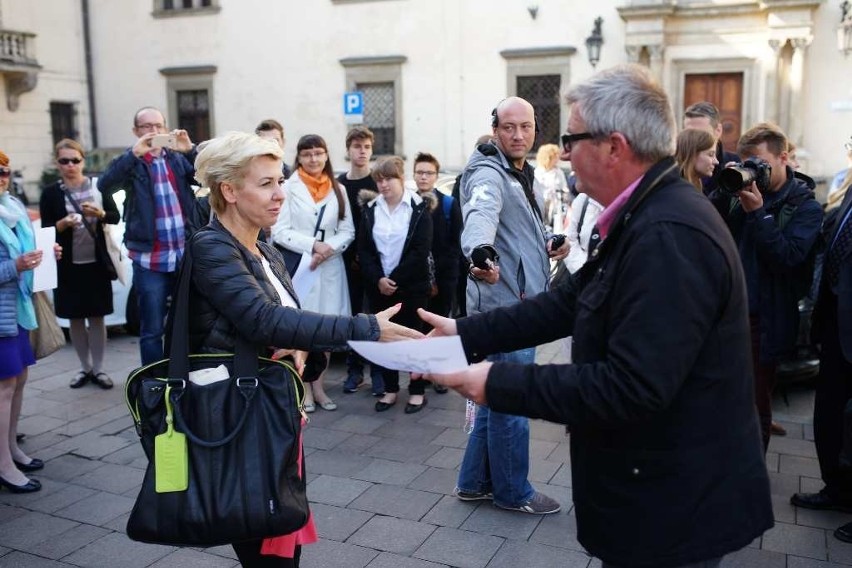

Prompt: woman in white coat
xmin=272 ymin=134 xmax=355 ymax=412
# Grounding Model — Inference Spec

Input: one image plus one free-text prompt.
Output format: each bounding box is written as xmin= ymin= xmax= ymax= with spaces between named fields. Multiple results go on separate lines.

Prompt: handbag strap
xmin=61 ymin=184 xmax=99 ymax=241
xmin=170 ymin=378 xmax=258 ymax=447
xmin=167 ymin=231 xmax=259 ymax=381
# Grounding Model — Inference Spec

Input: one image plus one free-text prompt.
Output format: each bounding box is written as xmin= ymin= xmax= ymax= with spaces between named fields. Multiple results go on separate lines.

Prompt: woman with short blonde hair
xmin=534 ymin=143 xmax=568 ymax=230
xmin=188 ymin=132 xmax=419 ymax=566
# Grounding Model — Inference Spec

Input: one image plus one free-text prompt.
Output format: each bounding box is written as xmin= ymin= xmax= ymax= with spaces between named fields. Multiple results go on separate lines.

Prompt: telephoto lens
xmin=718 ymin=166 xmax=757 ymax=196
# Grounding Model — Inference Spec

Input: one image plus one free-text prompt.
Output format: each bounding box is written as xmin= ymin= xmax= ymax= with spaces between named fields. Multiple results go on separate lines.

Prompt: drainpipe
xmin=81 ymin=0 xmax=98 ymax=147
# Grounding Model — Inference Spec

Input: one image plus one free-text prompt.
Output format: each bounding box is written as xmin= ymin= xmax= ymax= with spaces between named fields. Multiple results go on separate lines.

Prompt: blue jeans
xmin=133 ymin=265 xmax=176 ymax=366
xmin=457 ymin=347 xmax=536 ymax=508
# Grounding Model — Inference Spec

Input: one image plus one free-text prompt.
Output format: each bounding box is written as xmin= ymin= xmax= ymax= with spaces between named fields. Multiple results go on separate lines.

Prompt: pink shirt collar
xmin=595 ymin=175 xmax=643 ymax=239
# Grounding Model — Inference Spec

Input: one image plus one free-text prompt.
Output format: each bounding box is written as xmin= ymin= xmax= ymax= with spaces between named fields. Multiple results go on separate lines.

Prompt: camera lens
xmin=719 ymin=166 xmax=757 ymax=195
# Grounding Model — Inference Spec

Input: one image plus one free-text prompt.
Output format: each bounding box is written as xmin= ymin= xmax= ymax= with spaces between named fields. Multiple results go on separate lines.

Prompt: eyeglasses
xmin=414 ymin=170 xmax=437 ymax=177
xmin=299 ymin=150 xmax=327 ymax=160
xmin=561 ymin=132 xmax=594 ymax=153
xmin=57 ymin=158 xmax=83 ymax=165
xmin=136 ymin=123 xmax=165 ymax=131
xmin=0 ymin=167 xmax=10 ymax=178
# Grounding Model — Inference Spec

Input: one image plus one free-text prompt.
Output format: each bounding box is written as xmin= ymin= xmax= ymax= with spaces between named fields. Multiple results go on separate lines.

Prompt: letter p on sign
xmin=343 ymin=91 xmax=364 ymax=125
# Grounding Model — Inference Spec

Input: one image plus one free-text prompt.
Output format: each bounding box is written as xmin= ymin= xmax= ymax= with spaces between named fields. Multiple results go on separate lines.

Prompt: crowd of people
xmin=1 ymin=62 xmax=851 ymax=567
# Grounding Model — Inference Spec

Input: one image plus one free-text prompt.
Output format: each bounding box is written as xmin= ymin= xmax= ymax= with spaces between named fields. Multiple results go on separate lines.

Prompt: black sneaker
xmin=454 ymin=487 xmax=493 ymax=501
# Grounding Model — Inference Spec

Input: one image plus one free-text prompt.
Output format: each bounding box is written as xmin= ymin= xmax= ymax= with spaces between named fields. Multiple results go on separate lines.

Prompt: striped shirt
xmin=128 ymin=153 xmax=185 ymax=273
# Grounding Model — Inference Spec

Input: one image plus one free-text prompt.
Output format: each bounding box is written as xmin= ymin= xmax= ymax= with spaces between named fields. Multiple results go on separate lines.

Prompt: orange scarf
xmin=298 ymin=170 xmax=332 ymax=203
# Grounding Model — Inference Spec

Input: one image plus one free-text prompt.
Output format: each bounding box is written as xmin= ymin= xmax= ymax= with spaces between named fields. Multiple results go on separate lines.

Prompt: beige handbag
xmin=91 ymin=177 xmax=128 ymax=285
xmin=29 ymin=291 xmax=65 ymax=359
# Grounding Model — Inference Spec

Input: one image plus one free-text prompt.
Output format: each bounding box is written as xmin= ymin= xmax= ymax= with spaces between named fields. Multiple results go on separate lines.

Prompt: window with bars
xmin=176 ymin=89 xmax=210 ymax=143
xmin=154 ymin=0 xmax=219 ymax=15
xmin=50 ymin=102 xmax=77 ymax=145
xmin=516 ymin=75 xmax=561 ymax=153
xmin=357 ymin=82 xmax=395 ymax=156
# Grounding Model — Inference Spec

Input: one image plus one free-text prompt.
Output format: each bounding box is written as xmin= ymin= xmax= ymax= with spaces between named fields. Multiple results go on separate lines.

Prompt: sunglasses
xmin=58 ymin=158 xmax=83 ymax=165
xmin=0 ymin=167 xmax=10 ymax=178
xmin=561 ymin=132 xmax=594 ymax=153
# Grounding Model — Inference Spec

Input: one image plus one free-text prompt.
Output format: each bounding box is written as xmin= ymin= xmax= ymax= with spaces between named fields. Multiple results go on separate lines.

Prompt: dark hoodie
xmin=712 ymin=167 xmax=824 ymax=361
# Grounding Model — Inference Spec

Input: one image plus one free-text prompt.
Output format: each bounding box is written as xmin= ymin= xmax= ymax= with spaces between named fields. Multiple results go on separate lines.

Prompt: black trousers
xmin=813 ymin=292 xmax=852 ymax=498
xmin=232 ymin=541 xmax=301 ymax=567
xmin=750 ymin=315 xmax=777 ymax=453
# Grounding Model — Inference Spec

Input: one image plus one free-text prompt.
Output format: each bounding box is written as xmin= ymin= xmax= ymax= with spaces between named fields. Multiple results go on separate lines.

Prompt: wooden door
xmin=684 ymin=73 xmax=743 ymax=154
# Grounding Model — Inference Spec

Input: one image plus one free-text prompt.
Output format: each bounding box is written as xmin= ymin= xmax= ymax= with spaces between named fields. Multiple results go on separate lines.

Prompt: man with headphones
xmin=453 ymin=96 xmax=568 ymax=514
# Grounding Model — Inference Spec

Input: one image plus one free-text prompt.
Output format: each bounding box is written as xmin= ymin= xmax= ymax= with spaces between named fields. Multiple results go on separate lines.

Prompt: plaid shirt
xmin=128 ymin=153 xmax=185 ymax=273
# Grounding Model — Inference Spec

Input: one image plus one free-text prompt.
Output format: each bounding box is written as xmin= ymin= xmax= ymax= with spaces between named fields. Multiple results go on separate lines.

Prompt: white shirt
xmin=259 ymin=255 xmax=298 ymax=309
xmin=373 ymin=190 xmax=416 ymax=276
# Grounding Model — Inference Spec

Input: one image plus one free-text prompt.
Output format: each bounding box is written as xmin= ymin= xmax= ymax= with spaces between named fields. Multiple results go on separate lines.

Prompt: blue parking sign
xmin=343 ymin=91 xmax=364 ymax=124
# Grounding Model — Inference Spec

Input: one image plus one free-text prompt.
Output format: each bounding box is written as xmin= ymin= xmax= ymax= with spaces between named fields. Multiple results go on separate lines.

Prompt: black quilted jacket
xmin=179 ymin=218 xmax=379 ymax=356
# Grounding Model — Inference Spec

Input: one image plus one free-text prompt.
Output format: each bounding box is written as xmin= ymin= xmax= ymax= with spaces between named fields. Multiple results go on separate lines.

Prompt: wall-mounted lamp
xmin=585 ymin=17 xmax=604 ymax=68
xmin=839 ymin=1 xmax=852 ymax=56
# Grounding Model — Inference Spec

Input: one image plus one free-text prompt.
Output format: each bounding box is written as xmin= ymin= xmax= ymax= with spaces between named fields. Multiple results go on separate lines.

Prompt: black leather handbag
xmin=124 ymin=243 xmax=308 ymax=547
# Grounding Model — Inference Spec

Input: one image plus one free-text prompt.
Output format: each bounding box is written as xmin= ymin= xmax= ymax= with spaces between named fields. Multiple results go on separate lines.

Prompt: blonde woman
xmin=533 ymin=143 xmax=568 ymax=230
xmin=188 ymin=132 xmax=419 ymax=565
xmin=676 ymin=129 xmax=719 ymax=191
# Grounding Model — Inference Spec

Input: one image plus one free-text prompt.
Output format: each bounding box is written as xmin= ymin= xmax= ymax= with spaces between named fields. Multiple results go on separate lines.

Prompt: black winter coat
xmin=457 ymin=158 xmax=773 ymax=567
xmin=357 ymin=192 xmax=433 ymax=299
xmin=710 ymin=167 xmax=823 ymax=362
xmin=180 ymin=219 xmax=379 ymax=356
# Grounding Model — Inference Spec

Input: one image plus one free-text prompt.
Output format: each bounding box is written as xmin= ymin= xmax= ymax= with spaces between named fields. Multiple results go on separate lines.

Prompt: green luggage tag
xmin=154 ymin=384 xmax=188 ymax=493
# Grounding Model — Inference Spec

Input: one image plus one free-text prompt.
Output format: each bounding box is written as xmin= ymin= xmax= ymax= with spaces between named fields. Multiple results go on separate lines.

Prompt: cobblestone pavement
xmin=0 ymin=331 xmax=849 ymax=567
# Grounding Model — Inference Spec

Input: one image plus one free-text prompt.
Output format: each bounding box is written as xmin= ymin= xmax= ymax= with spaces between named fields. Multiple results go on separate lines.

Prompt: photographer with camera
xmin=454 ymin=97 xmax=567 ymax=515
xmin=711 ymin=123 xmax=823 ymax=452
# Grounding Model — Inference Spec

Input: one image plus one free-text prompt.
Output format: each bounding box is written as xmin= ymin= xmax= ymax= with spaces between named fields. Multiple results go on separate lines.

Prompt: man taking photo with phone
xmin=99 ymin=106 xmax=199 ymax=365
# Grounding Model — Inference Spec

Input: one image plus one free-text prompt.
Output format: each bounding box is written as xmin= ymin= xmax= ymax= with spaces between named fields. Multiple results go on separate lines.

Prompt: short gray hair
xmin=195 ymin=131 xmax=283 ymax=214
xmin=564 ymin=64 xmax=675 ymax=163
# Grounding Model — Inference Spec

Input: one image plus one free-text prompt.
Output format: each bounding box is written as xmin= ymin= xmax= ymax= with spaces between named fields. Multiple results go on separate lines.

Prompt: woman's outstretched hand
xmin=375 ymin=303 xmax=425 ymax=341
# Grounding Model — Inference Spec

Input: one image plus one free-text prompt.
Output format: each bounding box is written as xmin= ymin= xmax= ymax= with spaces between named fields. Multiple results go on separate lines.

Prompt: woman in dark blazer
xmin=39 ymin=139 xmax=120 ymax=389
xmin=358 ymin=156 xmax=433 ymax=413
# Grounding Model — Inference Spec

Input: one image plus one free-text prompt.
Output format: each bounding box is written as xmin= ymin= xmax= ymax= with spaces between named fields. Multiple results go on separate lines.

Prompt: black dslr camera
xmin=718 ymin=157 xmax=772 ymax=196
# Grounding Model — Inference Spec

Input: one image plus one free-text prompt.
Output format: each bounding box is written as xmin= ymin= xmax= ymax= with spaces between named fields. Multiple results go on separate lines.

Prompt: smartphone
xmin=151 ymin=133 xmax=176 ymax=149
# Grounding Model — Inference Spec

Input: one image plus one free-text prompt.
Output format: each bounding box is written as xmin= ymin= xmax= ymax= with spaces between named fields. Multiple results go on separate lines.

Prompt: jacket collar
xmin=207 ymin=217 xmax=300 ymax=308
xmin=586 ymin=157 xmax=680 ymax=264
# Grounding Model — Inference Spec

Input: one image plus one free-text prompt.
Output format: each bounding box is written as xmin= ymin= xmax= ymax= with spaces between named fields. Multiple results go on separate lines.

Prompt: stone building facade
xmin=1 ymin=0 xmax=850 ymax=196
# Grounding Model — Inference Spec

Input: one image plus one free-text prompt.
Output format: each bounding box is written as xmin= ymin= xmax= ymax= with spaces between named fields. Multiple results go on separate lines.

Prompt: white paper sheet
xmin=348 ymin=336 xmax=468 ymax=374
xmin=290 ymin=252 xmax=319 ymax=302
xmin=33 ymin=227 xmax=57 ymax=292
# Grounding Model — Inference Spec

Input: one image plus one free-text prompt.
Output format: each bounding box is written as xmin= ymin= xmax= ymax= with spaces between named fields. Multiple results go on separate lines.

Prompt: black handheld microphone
xmin=471 ymin=245 xmax=499 ymax=270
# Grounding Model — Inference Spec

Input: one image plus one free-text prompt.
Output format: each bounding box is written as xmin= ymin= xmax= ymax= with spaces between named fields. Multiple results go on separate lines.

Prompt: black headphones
xmin=491 ymin=104 xmax=541 ymax=134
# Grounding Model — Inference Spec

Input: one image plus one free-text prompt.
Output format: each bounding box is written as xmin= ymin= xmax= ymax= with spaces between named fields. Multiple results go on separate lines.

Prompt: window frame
xmin=49 ymin=101 xmax=78 ymax=145
xmin=159 ymin=66 xmax=217 ymax=141
xmin=340 ymin=55 xmax=406 ymax=158
xmin=500 ymin=47 xmax=576 ymax=155
xmin=152 ymin=0 xmax=220 ymax=18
